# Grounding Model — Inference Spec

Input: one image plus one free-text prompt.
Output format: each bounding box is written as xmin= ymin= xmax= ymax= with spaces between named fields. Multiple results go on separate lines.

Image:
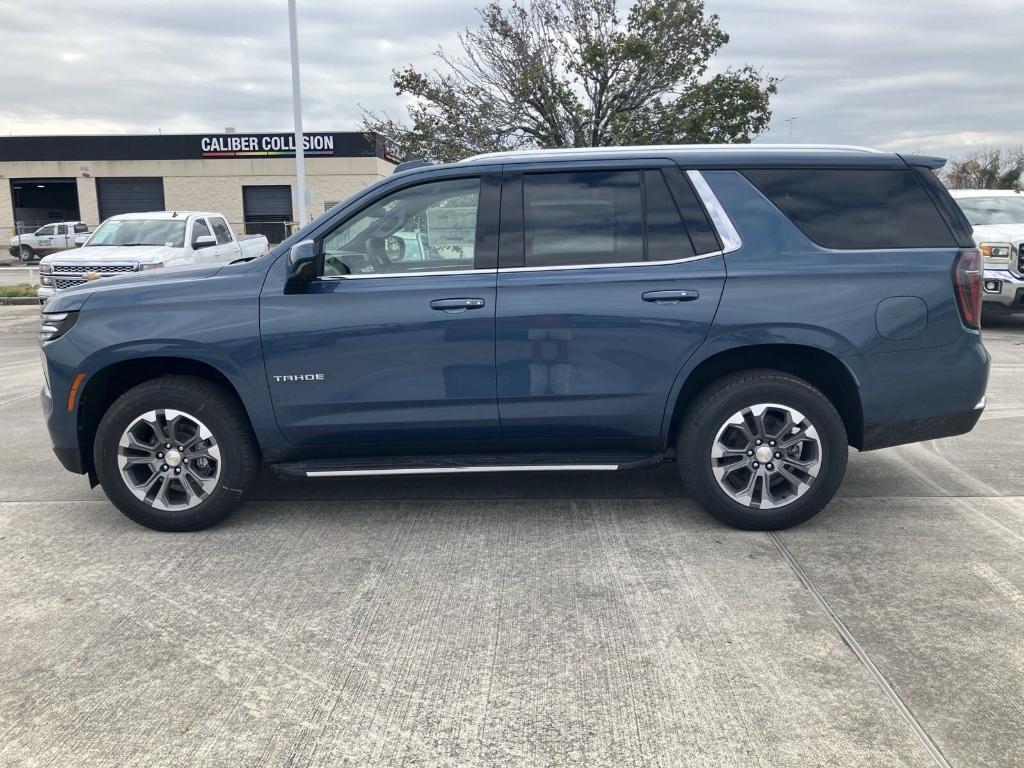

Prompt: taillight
xmin=952 ymin=248 xmax=982 ymax=330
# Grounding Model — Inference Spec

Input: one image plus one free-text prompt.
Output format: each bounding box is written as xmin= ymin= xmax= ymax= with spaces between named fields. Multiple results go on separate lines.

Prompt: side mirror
xmin=193 ymin=234 xmax=217 ymax=249
xmin=285 ymin=239 xmax=317 ymax=294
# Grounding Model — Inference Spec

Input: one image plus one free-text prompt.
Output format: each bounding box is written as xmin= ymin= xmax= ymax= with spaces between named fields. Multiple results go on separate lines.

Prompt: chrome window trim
xmin=320 ymin=268 xmax=492 ymax=280
xmin=686 ymin=170 xmax=742 ymax=254
xmin=498 ymin=250 xmax=724 ymax=273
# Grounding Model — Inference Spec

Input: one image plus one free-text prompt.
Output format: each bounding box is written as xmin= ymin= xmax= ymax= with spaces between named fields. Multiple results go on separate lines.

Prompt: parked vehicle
xmin=8 ymin=221 xmax=90 ymax=261
xmin=949 ymin=189 xmax=1024 ymax=314
xmin=38 ymin=145 xmax=988 ymax=532
xmin=37 ymin=211 xmax=268 ymax=302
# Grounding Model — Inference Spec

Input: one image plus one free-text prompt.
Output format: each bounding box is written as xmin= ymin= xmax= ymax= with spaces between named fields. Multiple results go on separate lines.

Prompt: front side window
xmin=743 ymin=168 xmax=956 ymax=249
xmin=191 ymin=218 xmax=212 ymax=244
xmin=86 ymin=219 xmax=187 ymax=248
xmin=210 ymin=217 xmax=233 ymax=244
xmin=321 ymin=177 xmax=479 ymax=276
xmin=956 ymin=196 xmax=1024 ymax=226
xmin=36 ymin=225 xmax=56 ymax=236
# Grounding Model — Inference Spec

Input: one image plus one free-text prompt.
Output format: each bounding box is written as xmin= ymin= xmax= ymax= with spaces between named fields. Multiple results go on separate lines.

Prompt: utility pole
xmin=287 ymin=0 xmax=307 ymax=227
xmin=785 ymin=116 xmax=798 ymax=142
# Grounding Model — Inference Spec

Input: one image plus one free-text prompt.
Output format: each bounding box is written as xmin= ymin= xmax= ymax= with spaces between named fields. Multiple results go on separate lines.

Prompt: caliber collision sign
xmin=200 ymin=134 xmax=337 ymax=158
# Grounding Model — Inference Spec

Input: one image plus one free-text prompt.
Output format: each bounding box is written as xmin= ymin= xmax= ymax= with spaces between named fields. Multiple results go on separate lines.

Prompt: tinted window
xmin=322 ymin=177 xmax=479 ymax=276
xmin=73 ymin=223 xmax=89 ymax=233
xmin=664 ymin=170 xmax=721 ymax=254
xmin=210 ymin=217 xmax=233 ymax=244
xmin=56 ymin=225 xmax=68 ymax=235
xmin=645 ymin=170 xmax=695 ymax=261
xmin=523 ymin=171 xmax=643 ymax=267
xmin=191 ymin=218 xmax=212 ymax=244
xmin=743 ymin=168 xmax=956 ymax=249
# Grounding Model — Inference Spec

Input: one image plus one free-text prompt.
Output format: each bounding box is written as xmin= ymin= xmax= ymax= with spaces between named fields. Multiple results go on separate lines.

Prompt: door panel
xmin=495 ymin=164 xmax=726 ymax=440
xmin=260 ymin=171 xmax=501 ymax=447
xmin=261 ymin=274 xmax=498 ymax=445
xmin=496 ymin=260 xmax=724 ymax=438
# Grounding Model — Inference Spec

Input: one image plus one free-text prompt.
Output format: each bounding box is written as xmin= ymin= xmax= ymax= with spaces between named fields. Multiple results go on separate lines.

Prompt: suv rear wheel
xmin=679 ymin=370 xmax=848 ymax=530
xmin=93 ymin=376 xmax=260 ymax=531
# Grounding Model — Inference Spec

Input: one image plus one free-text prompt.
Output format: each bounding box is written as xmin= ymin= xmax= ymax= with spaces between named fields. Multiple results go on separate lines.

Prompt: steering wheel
xmin=324 ymin=255 xmax=351 ymax=275
xmin=365 ymin=237 xmax=392 ymax=272
xmin=384 ymin=235 xmax=406 ymax=262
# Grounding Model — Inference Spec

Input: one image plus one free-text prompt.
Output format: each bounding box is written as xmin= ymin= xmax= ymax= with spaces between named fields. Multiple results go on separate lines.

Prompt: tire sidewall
xmin=94 ymin=385 xmax=249 ymax=531
xmin=683 ymin=378 xmax=847 ymax=530
xmin=20 ymin=246 xmax=35 ymax=262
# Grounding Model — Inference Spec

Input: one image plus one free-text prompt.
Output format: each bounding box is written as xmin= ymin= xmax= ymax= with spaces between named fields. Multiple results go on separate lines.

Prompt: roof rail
xmin=460 ymin=143 xmax=884 ymax=163
xmin=393 ymin=158 xmax=436 ymax=174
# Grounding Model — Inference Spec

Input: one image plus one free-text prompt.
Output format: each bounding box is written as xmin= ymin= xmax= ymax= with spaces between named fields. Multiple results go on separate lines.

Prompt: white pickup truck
xmin=38 ymin=211 xmax=269 ymax=302
xmin=8 ymin=221 xmax=90 ymax=261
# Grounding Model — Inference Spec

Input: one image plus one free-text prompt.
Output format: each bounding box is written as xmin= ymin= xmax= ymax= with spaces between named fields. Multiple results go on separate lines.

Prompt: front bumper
xmin=41 ymin=381 xmax=85 ymax=474
xmin=981 ymin=268 xmax=1024 ymax=312
xmin=37 ymin=285 xmax=54 ymax=306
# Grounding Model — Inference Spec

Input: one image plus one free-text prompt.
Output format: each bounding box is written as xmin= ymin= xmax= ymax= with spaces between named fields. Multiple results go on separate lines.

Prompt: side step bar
xmin=272 ymin=452 xmax=665 ymax=478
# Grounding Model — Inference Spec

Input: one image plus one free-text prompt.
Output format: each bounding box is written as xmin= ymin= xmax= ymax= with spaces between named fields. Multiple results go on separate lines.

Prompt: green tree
xmin=363 ymin=0 xmax=778 ymax=162
xmin=944 ymin=148 xmax=1024 ymax=190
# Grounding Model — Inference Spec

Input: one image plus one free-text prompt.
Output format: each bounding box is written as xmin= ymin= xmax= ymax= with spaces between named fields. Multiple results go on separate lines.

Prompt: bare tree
xmin=363 ymin=0 xmax=778 ymax=162
xmin=944 ymin=147 xmax=1024 ymax=190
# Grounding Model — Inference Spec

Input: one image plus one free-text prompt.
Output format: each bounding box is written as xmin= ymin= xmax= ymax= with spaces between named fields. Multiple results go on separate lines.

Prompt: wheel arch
xmin=666 ymin=343 xmax=865 ymax=449
xmin=77 ymin=356 xmax=255 ymax=481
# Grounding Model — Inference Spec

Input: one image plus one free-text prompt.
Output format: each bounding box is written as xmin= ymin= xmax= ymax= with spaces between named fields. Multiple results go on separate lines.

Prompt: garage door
xmin=243 ymin=185 xmax=293 ymax=244
xmin=96 ymin=177 xmax=165 ymax=220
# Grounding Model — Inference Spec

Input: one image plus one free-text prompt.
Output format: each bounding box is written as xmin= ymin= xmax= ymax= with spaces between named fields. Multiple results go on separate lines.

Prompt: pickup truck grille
xmin=49 ymin=263 xmax=138 ymax=291
xmin=54 ymin=277 xmax=88 ymax=289
xmin=52 ymin=264 xmax=138 ymax=275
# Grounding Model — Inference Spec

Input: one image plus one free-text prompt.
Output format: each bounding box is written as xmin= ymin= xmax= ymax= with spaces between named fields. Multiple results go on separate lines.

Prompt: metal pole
xmin=786 ymin=116 xmax=798 ymax=142
xmin=288 ymin=0 xmax=307 ymax=227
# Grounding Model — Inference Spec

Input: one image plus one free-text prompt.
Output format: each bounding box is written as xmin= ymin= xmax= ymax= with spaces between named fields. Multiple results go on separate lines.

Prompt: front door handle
xmin=430 ymin=297 xmax=486 ymax=313
xmin=642 ymin=290 xmax=699 ymax=304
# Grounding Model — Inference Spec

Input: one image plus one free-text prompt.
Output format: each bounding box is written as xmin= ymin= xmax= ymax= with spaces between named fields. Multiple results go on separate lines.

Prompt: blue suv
xmin=38 ymin=145 xmax=989 ymax=531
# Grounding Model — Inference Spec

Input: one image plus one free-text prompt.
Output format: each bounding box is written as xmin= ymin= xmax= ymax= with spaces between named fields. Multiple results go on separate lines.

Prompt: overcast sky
xmin=1 ymin=0 xmax=1020 ymax=160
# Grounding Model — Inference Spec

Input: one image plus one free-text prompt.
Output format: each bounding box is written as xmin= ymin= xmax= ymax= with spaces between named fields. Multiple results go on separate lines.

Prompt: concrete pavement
xmin=1 ymin=305 xmax=1022 ymax=768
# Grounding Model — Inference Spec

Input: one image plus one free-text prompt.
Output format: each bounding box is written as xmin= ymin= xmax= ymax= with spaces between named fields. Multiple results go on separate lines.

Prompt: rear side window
xmin=73 ymin=223 xmax=88 ymax=233
xmin=743 ymin=168 xmax=956 ymax=249
xmin=524 ymin=171 xmax=643 ymax=267
xmin=645 ymin=170 xmax=695 ymax=261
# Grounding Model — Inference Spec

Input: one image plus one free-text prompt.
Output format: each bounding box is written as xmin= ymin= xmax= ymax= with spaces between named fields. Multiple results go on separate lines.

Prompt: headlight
xmin=979 ymin=242 xmax=1012 ymax=259
xmin=39 ymin=311 xmax=78 ymax=343
xmin=139 ymin=262 xmax=164 ymax=271
xmin=39 ymin=263 xmax=52 ymax=274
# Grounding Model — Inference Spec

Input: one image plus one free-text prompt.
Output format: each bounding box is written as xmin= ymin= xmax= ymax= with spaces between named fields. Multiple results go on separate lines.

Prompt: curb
xmin=0 ymin=297 xmax=41 ymax=306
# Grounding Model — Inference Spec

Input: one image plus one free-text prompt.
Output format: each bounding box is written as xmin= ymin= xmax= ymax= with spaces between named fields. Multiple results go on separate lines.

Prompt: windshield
xmin=956 ymin=196 xmax=1024 ymax=226
xmin=86 ymin=219 xmax=186 ymax=248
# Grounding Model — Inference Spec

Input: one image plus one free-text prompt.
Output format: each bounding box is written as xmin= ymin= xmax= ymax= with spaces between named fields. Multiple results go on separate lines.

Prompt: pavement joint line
xmin=768 ymin=532 xmax=954 ymax=768
xmin=0 ymin=392 xmax=36 ymax=408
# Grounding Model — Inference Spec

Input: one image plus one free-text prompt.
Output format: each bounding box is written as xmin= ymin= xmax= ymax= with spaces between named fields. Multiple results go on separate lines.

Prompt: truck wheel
xmin=678 ymin=370 xmax=848 ymax=530
xmin=93 ymin=376 xmax=260 ymax=531
xmin=19 ymin=246 xmax=35 ymax=262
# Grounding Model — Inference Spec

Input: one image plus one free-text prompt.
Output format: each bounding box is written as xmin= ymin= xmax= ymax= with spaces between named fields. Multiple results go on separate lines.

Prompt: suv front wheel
xmin=93 ymin=376 xmax=260 ymax=531
xmin=679 ymin=370 xmax=848 ymax=530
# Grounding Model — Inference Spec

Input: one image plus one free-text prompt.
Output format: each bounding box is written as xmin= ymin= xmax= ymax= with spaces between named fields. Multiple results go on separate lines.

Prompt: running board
xmin=272 ymin=452 xmax=664 ymax=478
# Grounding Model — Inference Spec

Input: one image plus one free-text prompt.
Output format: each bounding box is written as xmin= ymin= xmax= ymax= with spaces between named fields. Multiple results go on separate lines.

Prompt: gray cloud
xmin=0 ymin=0 xmax=1020 ymax=161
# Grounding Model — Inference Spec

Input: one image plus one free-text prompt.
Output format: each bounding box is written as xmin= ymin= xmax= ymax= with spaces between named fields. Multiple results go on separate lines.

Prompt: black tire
xmin=678 ymin=370 xmax=848 ymax=530
xmin=19 ymin=246 xmax=35 ymax=262
xmin=93 ymin=376 xmax=260 ymax=531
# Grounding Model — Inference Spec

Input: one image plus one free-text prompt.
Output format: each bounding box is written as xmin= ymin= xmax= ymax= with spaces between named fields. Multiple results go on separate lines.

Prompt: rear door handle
xmin=642 ymin=290 xmax=699 ymax=304
xmin=430 ymin=297 xmax=486 ymax=313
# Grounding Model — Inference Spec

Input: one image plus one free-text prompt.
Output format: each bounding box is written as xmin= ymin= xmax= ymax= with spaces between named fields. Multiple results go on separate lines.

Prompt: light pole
xmin=785 ymin=116 xmax=798 ymax=142
xmin=287 ymin=0 xmax=307 ymax=228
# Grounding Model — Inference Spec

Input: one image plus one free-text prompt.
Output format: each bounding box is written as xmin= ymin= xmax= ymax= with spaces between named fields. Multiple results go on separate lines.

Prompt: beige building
xmin=1 ymin=131 xmax=399 ymax=243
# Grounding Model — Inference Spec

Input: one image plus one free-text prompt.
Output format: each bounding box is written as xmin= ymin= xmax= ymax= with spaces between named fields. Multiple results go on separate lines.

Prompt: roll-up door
xmin=243 ymin=185 xmax=293 ymax=244
xmin=96 ymin=177 xmax=165 ymax=220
